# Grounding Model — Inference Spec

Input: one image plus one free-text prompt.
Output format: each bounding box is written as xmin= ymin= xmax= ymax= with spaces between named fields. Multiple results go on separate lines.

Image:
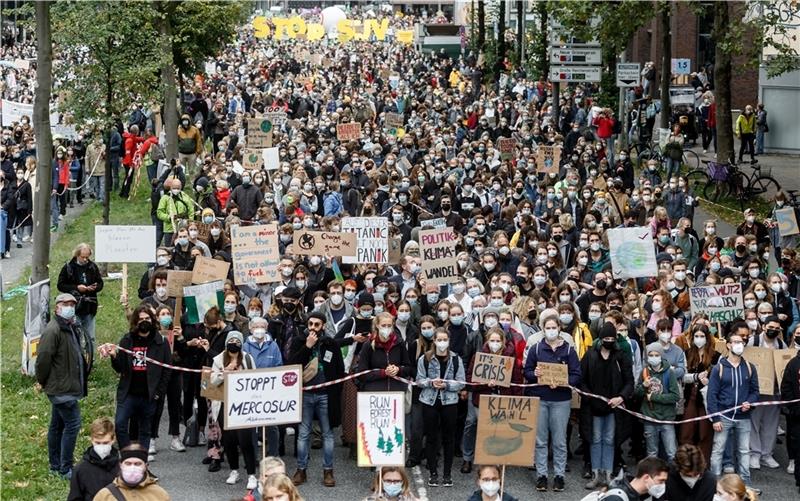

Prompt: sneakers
xmin=585 ymin=470 xmax=601 ymax=490
xmin=291 ymin=468 xmax=307 ymax=486
xmin=442 ymin=476 xmax=453 ymax=487
xmin=761 ymin=455 xmax=780 ymax=469
xmin=197 ymin=431 xmax=207 ymax=446
xmin=323 ymin=469 xmax=335 ymax=487
xmin=22 ymin=235 xmax=30 ymax=242
xmin=208 ymin=459 xmax=221 ymax=472
xmin=148 ymin=441 xmax=157 ymax=455
xmin=460 ymin=460 xmax=472 ymax=474
xmin=11 ymin=234 xmax=17 ymax=243
xmin=246 ymin=474 xmax=258 ymax=490
xmin=536 ymin=476 xmax=548 ymax=491
xmin=147 ymin=454 xmax=155 ymax=463
xmin=225 ymin=470 xmax=239 ymax=484
xmin=750 ymin=456 xmax=761 ymax=470
xmin=170 ymin=437 xmax=186 ymax=452
xmin=428 ymin=473 xmax=439 ymax=487
xmin=582 ymin=463 xmax=593 ymax=479
xmin=553 ymin=476 xmax=565 ymax=492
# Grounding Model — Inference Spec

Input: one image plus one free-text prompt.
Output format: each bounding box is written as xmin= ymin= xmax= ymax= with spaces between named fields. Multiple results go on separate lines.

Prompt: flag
xmin=183 ymin=280 xmax=225 ymax=324
xmin=331 ymin=258 xmax=344 ymax=283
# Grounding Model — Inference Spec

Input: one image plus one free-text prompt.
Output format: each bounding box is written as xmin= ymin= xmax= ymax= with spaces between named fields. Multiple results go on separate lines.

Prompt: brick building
xmin=627 ymin=1 xmax=759 ymax=111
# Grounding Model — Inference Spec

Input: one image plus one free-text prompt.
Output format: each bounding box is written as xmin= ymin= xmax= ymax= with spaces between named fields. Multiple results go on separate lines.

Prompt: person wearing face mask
xmin=243 ymin=316 xmax=283 ymax=458
xmin=466 ymin=464 xmax=519 ymax=501
xmin=608 ymin=457 xmax=670 ymax=501
xmin=524 ymin=315 xmax=582 ymax=492
xmin=678 ymin=324 xmax=720 ymax=462
xmin=176 ymin=113 xmax=202 ymax=169
xmin=67 ymin=417 xmax=120 ymax=501
xmin=661 ymin=444 xmax=717 ymax=501
xmin=57 ymin=242 xmax=104 ymax=349
xmin=779 ymin=327 xmax=800 ymax=488
xmin=156 ymin=179 xmax=193 ymax=247
xmin=736 ymin=208 xmax=770 ymax=247
xmin=433 ymin=194 xmax=464 ymax=232
xmin=363 ymin=466 xmax=420 ymax=501
xmin=185 ymin=222 xmax=211 ymax=257
xmin=735 ymin=105 xmax=758 ymax=165
xmin=357 ymin=311 xmax=413 ymax=393
xmin=634 ymin=342 xmax=680 ymax=462
xmin=228 ymin=169 xmax=264 ymax=222
xmin=93 ymin=444 xmax=169 ymax=501
xmin=707 ymin=329 xmax=760 ymax=488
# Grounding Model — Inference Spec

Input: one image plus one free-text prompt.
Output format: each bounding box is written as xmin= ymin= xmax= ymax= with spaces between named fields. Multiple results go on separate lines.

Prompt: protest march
xmin=3 ymin=2 xmax=800 ymax=501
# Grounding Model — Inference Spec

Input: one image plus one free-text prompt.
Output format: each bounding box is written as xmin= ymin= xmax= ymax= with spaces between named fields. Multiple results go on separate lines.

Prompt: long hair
xmin=129 ymin=304 xmax=157 ymax=333
xmin=261 ymin=473 xmax=303 ymax=501
xmin=718 ymin=473 xmax=759 ymax=501
xmin=369 ymin=466 xmax=411 ymax=496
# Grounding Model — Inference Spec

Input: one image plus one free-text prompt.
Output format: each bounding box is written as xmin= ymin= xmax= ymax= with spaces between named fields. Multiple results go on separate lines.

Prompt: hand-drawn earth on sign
xmin=483 ymin=406 xmax=533 ymax=456
xmin=260 ymin=120 xmax=273 ymax=133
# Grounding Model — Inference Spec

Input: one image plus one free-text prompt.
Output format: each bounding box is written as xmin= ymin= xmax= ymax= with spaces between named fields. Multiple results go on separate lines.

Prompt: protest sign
xmin=341 ymin=217 xmax=389 ymax=264
xmin=773 ymin=349 xmax=795 ymax=382
xmin=419 ymin=217 xmax=446 ymax=229
xmin=419 ymin=227 xmax=459 ymax=285
xmin=94 ymin=225 xmax=156 ymax=263
xmin=689 ymin=284 xmax=744 ymax=322
xmin=385 ymin=112 xmax=404 ymax=129
xmin=497 ymin=137 xmax=516 ymax=161
xmin=183 ymin=280 xmax=224 ymax=324
xmin=246 ymin=118 xmax=273 ymax=148
xmin=192 ymin=256 xmax=230 ymax=285
xmin=293 ymin=230 xmax=357 ymax=257
xmin=658 ymin=128 xmax=671 ymax=148
xmin=607 ymin=226 xmax=658 ymax=279
xmin=714 ymin=338 xmax=728 ymax=356
xmin=471 ymin=352 xmax=515 ymax=388
xmin=200 ymin=367 xmax=224 ymax=401
xmin=388 ymin=236 xmax=402 ymax=265
xmin=1 ymin=99 xmax=59 ymax=128
xmin=242 ymin=148 xmax=263 ymax=170
xmin=263 ymin=111 xmax=288 ymax=127
xmin=262 ymin=147 xmax=280 ymax=170
xmin=475 ymin=395 xmax=539 ymax=466
xmin=231 ymin=224 xmax=280 ymax=285
xmin=310 ymin=53 xmax=322 ymax=66
xmin=744 ymin=346 xmax=776 ymax=395
xmin=537 ymin=362 xmax=569 ymax=387
xmin=775 ymin=208 xmax=799 ymax=236
xmin=357 ymin=392 xmax=406 ymax=467
xmin=536 ymin=145 xmax=561 ymax=174
xmin=336 ymin=122 xmax=362 ymax=141
xmin=22 ymin=278 xmax=49 ymax=376
xmin=224 ymin=366 xmax=303 ymax=430
xmin=166 ymin=270 xmax=193 ymax=297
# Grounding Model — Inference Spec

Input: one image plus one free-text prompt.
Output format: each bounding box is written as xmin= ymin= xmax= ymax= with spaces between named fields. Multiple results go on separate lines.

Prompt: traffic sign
xmin=616 ymin=63 xmax=641 ymax=87
xmin=550 ymin=47 xmax=602 ymax=65
xmin=671 ymin=58 xmax=691 ymax=75
xmin=549 ymin=66 xmax=602 ymax=83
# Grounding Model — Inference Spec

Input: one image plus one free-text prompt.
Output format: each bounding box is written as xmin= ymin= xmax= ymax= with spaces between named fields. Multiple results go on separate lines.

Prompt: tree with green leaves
xmin=658 ymin=2 xmax=672 ymax=129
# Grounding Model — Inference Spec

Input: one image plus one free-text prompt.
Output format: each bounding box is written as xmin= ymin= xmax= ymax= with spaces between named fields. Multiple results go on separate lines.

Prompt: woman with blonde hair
xmin=261 ymin=473 xmax=304 ymax=501
xmin=362 ymin=466 xmax=419 ymax=501
xmin=715 ymin=473 xmax=759 ymax=501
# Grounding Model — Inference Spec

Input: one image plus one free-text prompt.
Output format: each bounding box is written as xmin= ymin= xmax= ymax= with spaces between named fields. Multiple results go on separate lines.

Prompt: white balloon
xmin=321 ymin=6 xmax=347 ymax=33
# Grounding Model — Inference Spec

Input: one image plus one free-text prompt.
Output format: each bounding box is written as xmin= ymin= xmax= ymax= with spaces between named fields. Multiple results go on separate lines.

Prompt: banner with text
xmin=689 ymin=284 xmax=744 ymax=322
xmin=231 ymin=224 xmax=280 ymax=285
xmin=341 ymin=217 xmax=389 ymax=264
xmin=293 ymin=230 xmax=357 ymax=257
xmin=420 ymin=227 xmax=459 ymax=285
xmin=225 ymin=366 xmax=303 ymax=430
xmin=95 ymin=225 xmax=156 ymax=263
xmin=357 ymin=392 xmax=406 ymax=467
xmin=536 ymin=145 xmax=561 ymax=174
xmin=471 ymin=353 xmax=515 ymax=387
xmin=475 ymin=395 xmax=540 ymax=466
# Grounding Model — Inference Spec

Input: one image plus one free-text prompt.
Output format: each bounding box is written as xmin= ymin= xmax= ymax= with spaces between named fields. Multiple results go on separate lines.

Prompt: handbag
xmin=302 ymin=356 xmax=319 ymax=383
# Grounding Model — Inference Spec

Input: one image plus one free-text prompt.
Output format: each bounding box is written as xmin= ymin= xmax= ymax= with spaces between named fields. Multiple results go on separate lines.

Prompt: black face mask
xmin=441 ymin=204 xmax=451 ymax=211
xmin=137 ymin=321 xmax=153 ymax=333
xmin=282 ymin=301 xmax=297 ymax=314
xmin=227 ymin=343 xmax=241 ymax=353
xmin=595 ymin=280 xmax=607 ymax=290
xmin=602 ymin=340 xmax=616 ymax=350
xmin=765 ymin=328 xmax=781 ymax=339
xmin=736 ymin=244 xmax=747 ymax=253
xmin=794 ymin=336 xmax=800 ymax=346
xmin=552 ymin=234 xmax=563 ymax=242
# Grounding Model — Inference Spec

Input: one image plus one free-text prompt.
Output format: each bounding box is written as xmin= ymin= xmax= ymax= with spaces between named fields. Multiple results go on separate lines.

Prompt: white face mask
xmin=693 ymin=336 xmax=707 ymax=349
xmin=746 ymin=319 xmax=759 ymax=331
xmin=647 ymin=481 xmax=666 ymax=499
xmin=435 ymin=340 xmax=449 ymax=352
xmin=681 ymin=475 xmax=699 ymax=488
xmin=488 ymin=340 xmax=503 ymax=353
xmin=652 ymin=302 xmax=662 ymax=313
xmin=155 ymin=286 xmax=167 ymax=298
xmin=731 ymin=342 xmax=745 ymax=356
xmin=544 ymin=328 xmax=559 ymax=341
xmin=659 ymin=331 xmax=672 ymax=344
xmin=480 ymin=480 xmax=501 ymax=497
xmin=156 ymin=256 xmax=169 ymax=266
xmin=93 ymin=442 xmax=113 ymax=459
xmin=330 ymin=293 xmax=343 ymax=306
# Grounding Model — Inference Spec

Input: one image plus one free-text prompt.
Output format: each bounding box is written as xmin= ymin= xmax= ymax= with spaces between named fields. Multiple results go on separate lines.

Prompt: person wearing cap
xmin=57 ymin=242 xmax=104 ymax=349
xmin=580 ymin=322 xmax=634 ymax=489
xmin=36 ymin=292 xmax=94 ymax=479
xmin=287 ymin=312 xmax=345 ymax=488
xmin=92 ymin=443 xmax=170 ymax=501
xmin=635 ymin=342 xmax=680 ymax=462
xmin=267 ymin=285 xmax=306 ymax=350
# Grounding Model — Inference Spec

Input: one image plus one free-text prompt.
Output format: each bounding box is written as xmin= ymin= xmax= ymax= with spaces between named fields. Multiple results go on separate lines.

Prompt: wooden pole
xmin=262 ymin=425 xmax=266 ymax=460
xmin=122 ymin=263 xmax=128 ymax=296
xmin=500 ymin=464 xmax=506 ymax=499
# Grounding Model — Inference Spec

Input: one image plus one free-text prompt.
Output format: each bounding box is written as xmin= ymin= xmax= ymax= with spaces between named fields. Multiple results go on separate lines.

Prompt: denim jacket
xmin=416 ymin=351 xmax=465 ymax=406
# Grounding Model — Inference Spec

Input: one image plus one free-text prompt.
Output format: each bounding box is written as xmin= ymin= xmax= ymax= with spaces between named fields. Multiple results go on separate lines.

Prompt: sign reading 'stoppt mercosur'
xmin=224 ymin=366 xmax=303 ymax=430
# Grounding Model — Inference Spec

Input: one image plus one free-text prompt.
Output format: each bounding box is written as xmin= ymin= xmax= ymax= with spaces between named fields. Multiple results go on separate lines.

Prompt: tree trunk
xmin=31 ymin=0 xmax=53 ymax=284
xmin=477 ymin=0 xmax=485 ymax=48
xmin=159 ymin=9 xmax=178 ymax=160
xmin=714 ymin=2 xmax=734 ymax=164
xmin=497 ymin=1 xmax=507 ymax=74
xmin=516 ymin=0 xmax=524 ymax=64
xmin=102 ymin=77 xmax=112 ymax=227
xmin=536 ymin=1 xmax=549 ymax=80
xmin=659 ymin=2 xmax=671 ymax=129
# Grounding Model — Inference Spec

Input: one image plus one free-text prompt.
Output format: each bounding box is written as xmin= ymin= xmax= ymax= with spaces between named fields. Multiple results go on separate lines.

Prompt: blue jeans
xmin=461 ymin=398 xmax=478 ymax=461
xmin=90 ymin=176 xmax=105 ymax=201
xmin=115 ymin=394 xmax=157 ymax=450
xmin=146 ymin=162 xmax=158 ymax=181
xmin=665 ymin=157 xmax=681 ymax=182
xmin=756 ymin=129 xmax=765 ymax=154
xmin=535 ymin=400 xmax=571 ymax=477
xmin=51 ymin=193 xmax=60 ymax=227
xmin=644 ymin=423 xmax=677 ymax=461
xmin=591 ymin=413 xmax=615 ymax=472
xmin=0 ymin=209 xmax=6 ymax=253
xmin=711 ymin=419 xmax=752 ymax=485
xmin=77 ymin=314 xmax=95 ymax=351
xmin=605 ymin=136 xmax=616 ymax=165
xmin=297 ymin=392 xmax=334 ymax=470
xmin=48 ymin=398 xmax=81 ymax=474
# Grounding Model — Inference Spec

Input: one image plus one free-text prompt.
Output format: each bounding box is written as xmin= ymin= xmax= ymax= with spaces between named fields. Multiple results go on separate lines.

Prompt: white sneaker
xmin=723 ymin=465 xmax=735 ymax=474
xmin=703 ymin=150 xmax=707 ymax=154
xmin=750 ymin=456 xmax=761 ymax=470
xmin=226 ymin=470 xmax=239 ymax=485
xmin=170 ymin=437 xmax=186 ymax=452
xmin=787 ymin=459 xmax=795 ymax=475
xmin=11 ymin=234 xmax=17 ymax=243
xmin=198 ymin=431 xmax=207 ymax=445
xmin=246 ymin=474 xmax=258 ymax=490
xmin=286 ymin=427 xmax=295 ymax=436
xmin=761 ymin=455 xmax=780 ymax=469
xmin=148 ymin=440 xmax=157 ymax=455
xmin=147 ymin=454 xmax=156 ymax=463
xmin=778 ymin=425 xmax=785 ymax=436
xmin=22 ymin=235 xmax=30 ymax=242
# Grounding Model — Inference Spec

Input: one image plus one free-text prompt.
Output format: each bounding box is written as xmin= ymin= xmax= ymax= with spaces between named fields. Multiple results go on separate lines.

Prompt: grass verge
xmin=1 ymin=176 xmax=151 ymax=500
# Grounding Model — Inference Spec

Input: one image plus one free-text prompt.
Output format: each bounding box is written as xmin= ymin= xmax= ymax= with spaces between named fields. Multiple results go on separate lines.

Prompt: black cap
xmin=599 ymin=322 xmax=618 ymax=340
xmin=656 ymin=252 xmax=674 ymax=264
xmin=282 ymin=287 xmax=302 ymax=300
xmin=307 ymin=311 xmax=326 ymax=324
xmin=358 ymin=292 xmax=375 ymax=308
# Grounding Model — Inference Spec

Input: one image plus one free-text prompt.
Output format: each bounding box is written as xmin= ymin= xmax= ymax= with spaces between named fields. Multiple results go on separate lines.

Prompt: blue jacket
xmin=523 ymin=339 xmax=581 ymax=401
xmin=416 ymin=351 xmax=465 ymax=406
xmin=706 ymin=356 xmax=760 ymax=423
xmin=109 ymin=130 xmax=122 ymax=161
xmin=243 ymin=337 xmax=283 ymax=369
xmin=323 ymin=191 xmax=343 ymax=216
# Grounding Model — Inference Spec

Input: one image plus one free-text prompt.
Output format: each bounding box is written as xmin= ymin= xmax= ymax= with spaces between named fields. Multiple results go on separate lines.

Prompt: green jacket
xmin=635 ymin=361 xmax=679 ymax=420
xmin=35 ymin=316 xmax=93 ymax=397
xmin=156 ymin=191 xmax=194 ymax=233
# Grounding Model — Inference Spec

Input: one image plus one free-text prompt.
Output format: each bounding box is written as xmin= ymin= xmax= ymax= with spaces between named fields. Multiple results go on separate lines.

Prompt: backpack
xmin=580 ymin=488 xmax=630 ymax=501
xmin=150 ymin=142 xmax=165 ymax=162
xmin=423 ymin=352 xmax=461 ymax=378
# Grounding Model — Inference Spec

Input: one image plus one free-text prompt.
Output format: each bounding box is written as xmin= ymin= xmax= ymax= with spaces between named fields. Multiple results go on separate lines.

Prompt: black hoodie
xmin=67 ymin=445 xmax=120 ymax=501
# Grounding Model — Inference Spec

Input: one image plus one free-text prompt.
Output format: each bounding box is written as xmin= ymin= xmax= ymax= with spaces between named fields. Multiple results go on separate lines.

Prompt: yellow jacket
xmin=736 ymin=112 xmax=756 ymax=135
xmin=572 ymin=322 xmax=594 ymax=360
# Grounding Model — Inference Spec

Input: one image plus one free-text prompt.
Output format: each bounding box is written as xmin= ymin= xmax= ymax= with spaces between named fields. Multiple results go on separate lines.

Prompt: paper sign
xmin=471 ymin=353 xmax=515 ymax=388
xmin=744 ymin=346 xmax=775 ymax=395
xmin=773 ymin=349 xmax=795 ymax=382
xmin=224 ymin=366 xmax=303 ymax=430
xmin=231 ymin=224 xmax=280 ymax=285
xmin=658 ymin=128 xmax=671 ymax=149
xmin=242 ymin=148 xmax=263 ymax=170
xmin=419 ymin=227 xmax=460 ymax=286
xmin=689 ymin=284 xmax=744 ymax=323
xmin=336 ymin=122 xmax=362 ymax=141
xmin=475 ymin=395 xmax=539 ymax=466
xmin=94 ymin=225 xmax=156 ymax=263
xmin=262 ymin=147 xmax=280 ymax=171
xmin=714 ymin=338 xmax=728 ymax=356
xmin=536 ymin=145 xmax=561 ymax=174
xmin=671 ymin=58 xmax=691 ymax=75
xmin=341 ymin=217 xmax=389 ymax=264
xmin=247 ymin=118 xmax=274 ymax=148
xmin=607 ymin=226 xmax=658 ymax=279
xmin=293 ymin=230 xmax=357 ymax=257
xmin=200 ymin=367 xmax=224 ymax=401
xmin=166 ymin=270 xmax=193 ymax=297
xmin=22 ymin=278 xmax=49 ymax=376
xmin=498 ymin=137 xmax=516 ymax=161
xmin=776 ymin=208 xmax=799 ymax=236
xmin=537 ymin=362 xmax=569 ymax=387
xmin=388 ymin=236 xmax=402 ymax=265
xmin=357 ymin=392 xmax=406 ymax=467
xmin=183 ymin=280 xmax=224 ymax=324
xmin=192 ymin=256 xmax=230 ymax=284
xmin=419 ymin=217 xmax=446 ymax=229
xmin=385 ymin=112 xmax=404 ymax=129
xmin=263 ymin=111 xmax=288 ymax=127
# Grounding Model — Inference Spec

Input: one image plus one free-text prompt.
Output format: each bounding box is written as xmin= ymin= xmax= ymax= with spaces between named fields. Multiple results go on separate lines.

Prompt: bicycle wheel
xmin=748 ymin=175 xmax=781 ymax=202
xmin=682 ymin=150 xmax=700 ymax=170
xmin=704 ymin=177 xmax=731 ymax=202
xmin=685 ymin=169 xmax=709 ymax=194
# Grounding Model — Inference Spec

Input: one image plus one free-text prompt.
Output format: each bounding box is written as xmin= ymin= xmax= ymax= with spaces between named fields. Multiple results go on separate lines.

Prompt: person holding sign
xmin=416 ymin=328 xmax=466 ymax=488
xmin=523 ymin=315 xmax=582 ymax=492
xmin=357 ymin=312 xmax=413 ymax=393
xmin=634 ymin=342 xmax=680 ymax=462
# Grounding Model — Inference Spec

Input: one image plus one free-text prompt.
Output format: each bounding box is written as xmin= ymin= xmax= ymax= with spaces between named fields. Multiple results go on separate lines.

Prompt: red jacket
xmin=57 ymin=159 xmax=70 ymax=186
xmin=707 ymin=103 xmax=717 ymax=128
xmin=122 ymin=132 xmax=144 ymax=167
xmin=215 ymin=188 xmax=230 ymax=209
xmin=593 ymin=116 xmax=615 ymax=139
xmin=137 ymin=136 xmax=159 ymax=158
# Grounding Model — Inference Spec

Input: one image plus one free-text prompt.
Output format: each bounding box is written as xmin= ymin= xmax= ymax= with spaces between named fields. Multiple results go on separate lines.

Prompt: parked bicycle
xmin=634 ymin=140 xmax=700 ymax=171
xmin=704 ymin=161 xmax=781 ymax=210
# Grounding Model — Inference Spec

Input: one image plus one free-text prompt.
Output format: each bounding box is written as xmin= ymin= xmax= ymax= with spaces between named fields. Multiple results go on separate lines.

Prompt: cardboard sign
xmin=242 ymin=148 xmax=263 ymax=170
xmin=385 ymin=112 xmax=404 ymax=129
xmin=357 ymin=392 xmax=406 ymax=467
xmin=535 ymin=145 xmax=561 ymax=174
xmin=293 ymin=230 xmax=357 ymax=257
xmin=537 ymin=362 xmax=569 ymax=387
xmin=776 ymin=208 xmax=799 ymax=236
xmin=388 ymin=236 xmax=402 ymax=265
xmin=336 ymin=122 xmax=362 ymax=141
xmin=231 ymin=224 xmax=280 ymax=285
xmin=341 ymin=217 xmax=389 ymax=264
xmin=773 ymin=349 xmax=796 ymax=382
xmin=744 ymin=346 xmax=776 ymax=395
xmin=263 ymin=111 xmax=288 ymax=127
xmin=262 ymin=147 xmax=280 ymax=171
xmin=200 ymin=367 xmax=224 ymax=401
xmin=94 ymin=225 xmax=156 ymax=263
xmin=419 ymin=227 xmax=460 ymax=286
xmin=607 ymin=226 xmax=658 ymax=280
xmin=247 ymin=118 xmax=274 ymax=148
xmin=166 ymin=270 xmax=193 ymax=297
xmin=471 ymin=352 xmax=515 ymax=388
xmin=689 ymin=284 xmax=744 ymax=323
xmin=419 ymin=217 xmax=446 ymax=229
xmin=497 ymin=137 xmax=516 ymax=161
xmin=475 ymin=395 xmax=540 ymax=466
xmin=310 ymin=54 xmax=323 ymax=66
xmin=183 ymin=280 xmax=224 ymax=324
xmin=192 ymin=256 xmax=230 ymax=285
xmin=224 ymin=366 xmax=303 ymax=430
xmin=714 ymin=338 xmax=728 ymax=356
